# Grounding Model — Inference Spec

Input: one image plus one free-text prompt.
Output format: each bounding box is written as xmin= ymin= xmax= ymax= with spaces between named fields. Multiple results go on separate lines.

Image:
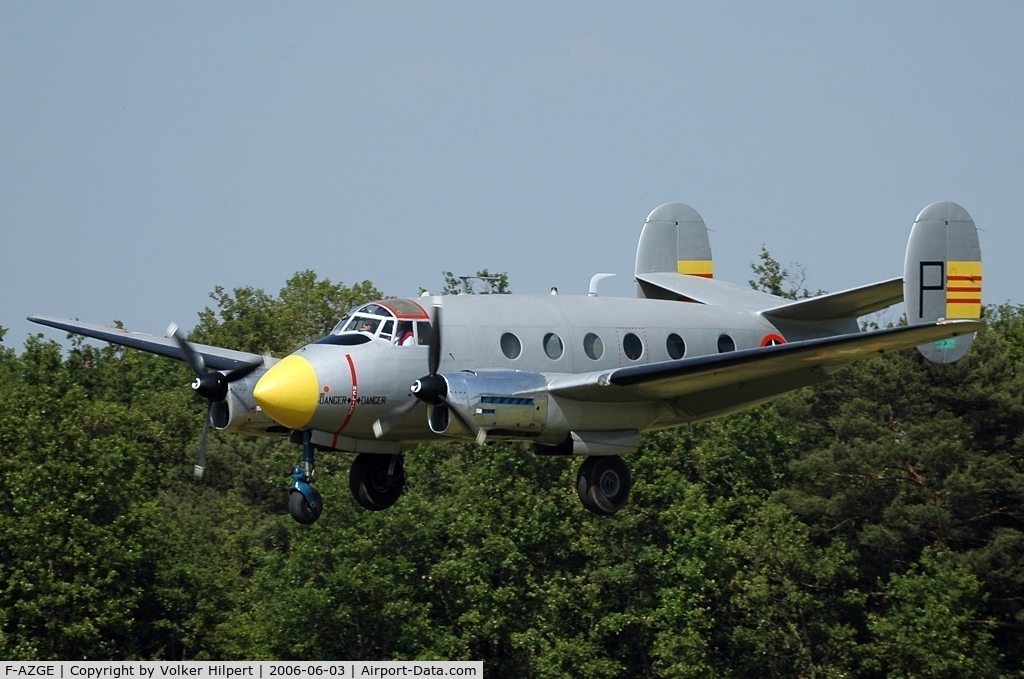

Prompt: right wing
xmin=28 ymin=316 xmax=266 ymax=371
xmin=547 ymin=319 xmax=983 ymax=402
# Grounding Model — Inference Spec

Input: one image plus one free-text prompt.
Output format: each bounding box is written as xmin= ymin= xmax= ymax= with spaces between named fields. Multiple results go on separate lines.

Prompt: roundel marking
xmin=760 ymin=333 xmax=787 ymax=347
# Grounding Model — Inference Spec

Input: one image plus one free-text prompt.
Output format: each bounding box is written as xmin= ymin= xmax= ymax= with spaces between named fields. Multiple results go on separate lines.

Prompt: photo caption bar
xmin=1 ymin=662 xmax=481 ymax=679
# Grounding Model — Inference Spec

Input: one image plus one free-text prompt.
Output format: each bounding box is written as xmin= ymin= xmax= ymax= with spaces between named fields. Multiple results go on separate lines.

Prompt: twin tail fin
xmin=904 ymin=201 xmax=982 ymax=363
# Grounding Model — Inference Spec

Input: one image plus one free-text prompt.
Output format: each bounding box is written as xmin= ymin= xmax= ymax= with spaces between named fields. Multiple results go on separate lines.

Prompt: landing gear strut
xmin=350 ymin=453 xmax=405 ymax=510
xmin=577 ymin=455 xmax=632 ymax=516
xmin=288 ymin=431 xmax=324 ymax=524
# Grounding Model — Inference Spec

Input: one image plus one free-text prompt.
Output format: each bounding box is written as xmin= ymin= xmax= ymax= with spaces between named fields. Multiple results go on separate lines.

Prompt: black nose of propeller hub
xmin=411 ymin=374 xmax=447 ymax=406
xmin=192 ymin=372 xmax=229 ymax=402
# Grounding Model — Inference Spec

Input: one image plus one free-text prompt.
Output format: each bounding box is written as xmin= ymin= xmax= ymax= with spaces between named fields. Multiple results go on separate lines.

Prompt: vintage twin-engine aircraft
xmin=30 ymin=201 xmax=984 ymax=523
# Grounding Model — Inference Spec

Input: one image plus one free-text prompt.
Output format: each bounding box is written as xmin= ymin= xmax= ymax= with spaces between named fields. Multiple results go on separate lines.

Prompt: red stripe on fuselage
xmin=332 ymin=354 xmax=358 ymax=447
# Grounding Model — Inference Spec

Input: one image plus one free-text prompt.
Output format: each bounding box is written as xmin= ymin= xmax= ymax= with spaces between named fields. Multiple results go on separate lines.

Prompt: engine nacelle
xmin=429 ymin=370 xmax=549 ymax=439
xmin=214 ymin=368 xmax=289 ymax=437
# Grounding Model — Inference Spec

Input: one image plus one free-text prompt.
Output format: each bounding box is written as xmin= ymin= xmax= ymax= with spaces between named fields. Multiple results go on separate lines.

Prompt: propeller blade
xmin=194 ymin=404 xmax=211 ymax=479
xmin=428 ymin=302 xmax=442 ymax=377
xmin=167 ymin=322 xmax=206 ymax=377
xmin=443 ymin=395 xmax=482 ymax=440
xmin=225 ymin=357 xmax=263 ymax=383
xmin=372 ymin=397 xmax=419 ymax=438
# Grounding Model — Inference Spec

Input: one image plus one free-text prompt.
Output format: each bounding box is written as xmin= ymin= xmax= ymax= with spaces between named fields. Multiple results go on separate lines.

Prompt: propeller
xmin=372 ymin=302 xmax=487 ymax=445
xmin=167 ymin=323 xmax=263 ymax=478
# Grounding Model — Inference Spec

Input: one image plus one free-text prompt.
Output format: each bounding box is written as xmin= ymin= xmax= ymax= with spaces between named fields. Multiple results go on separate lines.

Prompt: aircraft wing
xmin=546 ymin=319 xmax=983 ymax=402
xmin=27 ymin=315 xmax=265 ymax=371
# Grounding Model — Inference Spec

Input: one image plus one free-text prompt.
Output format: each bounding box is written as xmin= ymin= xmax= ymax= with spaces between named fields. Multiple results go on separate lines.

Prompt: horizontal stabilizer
xmin=762 ymin=277 xmax=903 ymax=322
xmin=28 ymin=315 xmax=265 ymax=371
xmin=635 ymin=272 xmax=783 ymax=308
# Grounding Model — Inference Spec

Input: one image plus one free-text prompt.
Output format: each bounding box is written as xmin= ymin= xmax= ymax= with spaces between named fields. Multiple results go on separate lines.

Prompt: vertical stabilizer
xmin=904 ymin=201 xmax=982 ymax=363
xmin=635 ymin=203 xmax=713 ymax=299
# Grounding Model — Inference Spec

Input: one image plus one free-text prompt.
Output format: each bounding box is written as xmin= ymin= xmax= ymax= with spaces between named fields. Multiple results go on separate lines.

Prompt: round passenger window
xmin=543 ymin=333 xmax=563 ymax=360
xmin=667 ymin=333 xmax=686 ymax=359
xmin=717 ymin=334 xmax=736 ymax=353
xmin=500 ymin=332 xmax=522 ymax=360
xmin=623 ymin=333 xmax=644 ymax=360
xmin=583 ymin=333 xmax=603 ymax=360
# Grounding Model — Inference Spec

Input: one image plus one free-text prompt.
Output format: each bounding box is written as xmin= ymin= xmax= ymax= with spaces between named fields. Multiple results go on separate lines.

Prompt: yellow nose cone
xmin=253 ymin=355 xmax=319 ymax=430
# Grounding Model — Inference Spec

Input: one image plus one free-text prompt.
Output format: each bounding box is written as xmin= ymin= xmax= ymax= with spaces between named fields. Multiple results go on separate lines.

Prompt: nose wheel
xmin=289 ymin=483 xmax=324 ymax=524
xmin=577 ymin=455 xmax=632 ymax=516
xmin=288 ymin=431 xmax=324 ymax=524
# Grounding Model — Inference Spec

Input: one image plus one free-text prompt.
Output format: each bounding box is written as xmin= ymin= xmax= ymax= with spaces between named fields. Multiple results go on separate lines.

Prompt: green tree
xmin=749 ymin=246 xmax=819 ymax=300
xmin=864 ymin=546 xmax=1000 ymax=677
xmin=191 ymin=271 xmax=381 ymax=355
xmin=776 ymin=307 xmax=1024 ymax=674
xmin=438 ymin=270 xmax=511 ymax=295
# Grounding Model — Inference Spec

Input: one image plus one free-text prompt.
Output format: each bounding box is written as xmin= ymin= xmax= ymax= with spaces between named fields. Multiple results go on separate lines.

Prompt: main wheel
xmin=349 ymin=453 xmax=405 ymax=510
xmin=577 ymin=455 xmax=631 ymax=516
xmin=289 ymin=487 xmax=324 ymax=524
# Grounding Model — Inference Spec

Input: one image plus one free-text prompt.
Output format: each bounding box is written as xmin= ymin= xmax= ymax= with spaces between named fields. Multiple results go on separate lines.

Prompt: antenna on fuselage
xmin=589 ymin=273 xmax=616 ymax=297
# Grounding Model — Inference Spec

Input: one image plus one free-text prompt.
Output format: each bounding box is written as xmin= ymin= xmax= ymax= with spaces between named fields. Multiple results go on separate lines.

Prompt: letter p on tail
xmin=904 ymin=201 xmax=982 ymax=363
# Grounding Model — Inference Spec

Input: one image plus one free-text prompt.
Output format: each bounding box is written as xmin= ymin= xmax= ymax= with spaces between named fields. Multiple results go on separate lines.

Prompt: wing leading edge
xmin=546 ymin=319 xmax=983 ymax=403
xmin=27 ymin=316 xmax=266 ymax=371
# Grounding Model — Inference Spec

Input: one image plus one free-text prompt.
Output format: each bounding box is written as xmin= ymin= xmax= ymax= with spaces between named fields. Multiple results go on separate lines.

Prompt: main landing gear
xmin=577 ymin=455 xmax=632 ymax=516
xmin=350 ymin=453 xmax=405 ymax=511
xmin=286 ymin=437 xmax=629 ymax=522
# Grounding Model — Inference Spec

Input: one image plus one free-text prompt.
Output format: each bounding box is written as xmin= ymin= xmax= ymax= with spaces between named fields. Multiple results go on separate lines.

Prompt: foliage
xmin=749 ymin=246 xmax=822 ymax=300
xmin=191 ymin=270 xmax=381 ymax=355
xmin=436 ymin=270 xmax=511 ymax=296
xmin=1 ymin=270 xmax=1023 ymax=676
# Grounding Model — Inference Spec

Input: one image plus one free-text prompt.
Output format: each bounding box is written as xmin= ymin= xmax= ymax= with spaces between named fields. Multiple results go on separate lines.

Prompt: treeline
xmin=1 ymin=271 xmax=1023 ymax=677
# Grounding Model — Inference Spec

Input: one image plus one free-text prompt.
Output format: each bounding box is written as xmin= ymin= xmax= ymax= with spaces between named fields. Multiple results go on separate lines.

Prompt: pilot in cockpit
xmin=359 ymin=318 xmax=380 ymax=334
xmin=394 ymin=321 xmax=415 ymax=346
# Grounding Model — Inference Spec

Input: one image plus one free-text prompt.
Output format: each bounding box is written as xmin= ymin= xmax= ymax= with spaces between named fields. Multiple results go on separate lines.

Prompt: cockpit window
xmin=360 ymin=303 xmax=393 ymax=317
xmin=331 ymin=299 xmax=430 ymax=340
xmin=344 ymin=316 xmax=383 ymax=334
xmin=386 ymin=298 xmax=430 ymax=317
xmin=330 ymin=314 xmax=350 ymax=334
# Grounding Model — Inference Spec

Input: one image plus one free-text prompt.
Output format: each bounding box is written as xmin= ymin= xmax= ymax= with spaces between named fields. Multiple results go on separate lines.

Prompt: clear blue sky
xmin=3 ymin=2 xmax=1021 ymax=348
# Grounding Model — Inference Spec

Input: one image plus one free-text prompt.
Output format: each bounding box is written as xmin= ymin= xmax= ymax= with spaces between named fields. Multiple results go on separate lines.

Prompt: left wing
xmin=27 ymin=316 xmax=265 ymax=371
xmin=547 ymin=319 xmax=982 ymax=402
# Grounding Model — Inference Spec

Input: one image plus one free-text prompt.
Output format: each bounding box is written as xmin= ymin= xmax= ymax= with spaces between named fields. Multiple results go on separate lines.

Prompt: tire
xmin=577 ymin=455 xmax=631 ymax=516
xmin=289 ymin=487 xmax=324 ymax=524
xmin=349 ymin=453 xmax=405 ymax=510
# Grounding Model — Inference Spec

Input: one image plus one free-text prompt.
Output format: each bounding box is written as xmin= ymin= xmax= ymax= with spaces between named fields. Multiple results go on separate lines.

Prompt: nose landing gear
xmin=288 ymin=431 xmax=324 ymax=524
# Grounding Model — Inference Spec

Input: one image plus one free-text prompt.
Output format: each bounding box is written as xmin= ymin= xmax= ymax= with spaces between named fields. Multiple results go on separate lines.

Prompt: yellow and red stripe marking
xmin=677 ymin=260 xmax=714 ymax=278
xmin=946 ymin=261 xmax=982 ymax=319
